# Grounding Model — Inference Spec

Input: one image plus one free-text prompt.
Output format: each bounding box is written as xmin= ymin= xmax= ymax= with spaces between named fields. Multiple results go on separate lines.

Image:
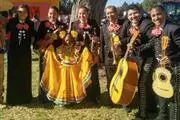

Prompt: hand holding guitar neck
xmin=159 ymin=55 xmax=169 ymax=66
xmin=127 ymin=43 xmax=134 ymax=54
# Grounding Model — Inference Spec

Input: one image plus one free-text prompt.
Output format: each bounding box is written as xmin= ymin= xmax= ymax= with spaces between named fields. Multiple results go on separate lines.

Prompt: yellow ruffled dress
xmin=40 ymin=45 xmax=93 ymax=105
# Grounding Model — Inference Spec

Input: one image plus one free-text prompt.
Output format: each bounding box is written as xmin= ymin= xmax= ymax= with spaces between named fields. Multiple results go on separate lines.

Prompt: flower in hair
xmin=70 ymin=30 xmax=78 ymax=38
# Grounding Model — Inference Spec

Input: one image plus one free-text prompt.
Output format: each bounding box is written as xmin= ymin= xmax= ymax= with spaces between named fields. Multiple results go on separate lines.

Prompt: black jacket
xmin=120 ymin=18 xmax=154 ymax=58
xmin=140 ymin=20 xmax=180 ymax=64
xmin=100 ymin=19 xmax=124 ymax=65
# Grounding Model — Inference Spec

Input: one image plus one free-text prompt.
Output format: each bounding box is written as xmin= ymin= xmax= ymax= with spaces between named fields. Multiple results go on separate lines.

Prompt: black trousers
xmin=138 ymin=57 xmax=157 ymax=117
xmin=39 ymin=54 xmax=50 ymax=103
xmin=86 ymin=64 xmax=100 ymax=102
xmin=105 ymin=64 xmax=116 ymax=92
xmin=157 ymin=63 xmax=180 ymax=120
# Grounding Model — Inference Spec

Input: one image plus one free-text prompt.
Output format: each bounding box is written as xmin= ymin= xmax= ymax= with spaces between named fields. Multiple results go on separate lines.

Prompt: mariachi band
xmin=0 ymin=3 xmax=180 ymax=120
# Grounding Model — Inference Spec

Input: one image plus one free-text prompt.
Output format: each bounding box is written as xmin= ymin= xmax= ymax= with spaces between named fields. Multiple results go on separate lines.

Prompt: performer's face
xmin=17 ymin=7 xmax=28 ymax=21
xmin=150 ymin=8 xmax=166 ymax=26
xmin=48 ymin=8 xmax=59 ymax=23
xmin=78 ymin=8 xmax=88 ymax=22
xmin=127 ymin=9 xmax=141 ymax=26
xmin=105 ymin=8 xmax=117 ymax=22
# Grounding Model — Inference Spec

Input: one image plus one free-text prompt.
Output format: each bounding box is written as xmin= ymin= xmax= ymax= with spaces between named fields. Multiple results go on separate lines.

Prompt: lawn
xmin=0 ymin=51 xmax=137 ymax=120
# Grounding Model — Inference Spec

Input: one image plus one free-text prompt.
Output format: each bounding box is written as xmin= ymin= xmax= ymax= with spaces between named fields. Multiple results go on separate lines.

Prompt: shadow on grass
xmin=6 ymin=91 xmax=123 ymax=110
xmin=4 ymin=91 xmax=138 ymax=110
xmin=3 ymin=97 xmax=55 ymax=110
xmin=64 ymin=91 xmax=124 ymax=110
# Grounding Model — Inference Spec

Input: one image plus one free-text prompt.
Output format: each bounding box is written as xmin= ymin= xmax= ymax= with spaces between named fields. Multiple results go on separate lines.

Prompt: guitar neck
xmin=160 ymin=50 xmax=165 ymax=68
xmin=123 ymin=30 xmax=139 ymax=60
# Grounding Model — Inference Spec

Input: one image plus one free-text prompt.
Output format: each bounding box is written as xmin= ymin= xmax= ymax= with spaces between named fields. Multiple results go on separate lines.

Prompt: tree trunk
xmin=70 ymin=0 xmax=107 ymax=25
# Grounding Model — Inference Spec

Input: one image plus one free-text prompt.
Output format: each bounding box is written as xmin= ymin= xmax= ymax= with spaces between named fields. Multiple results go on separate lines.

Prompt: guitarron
xmin=109 ymin=30 xmax=139 ymax=105
xmin=152 ymin=36 xmax=173 ymax=98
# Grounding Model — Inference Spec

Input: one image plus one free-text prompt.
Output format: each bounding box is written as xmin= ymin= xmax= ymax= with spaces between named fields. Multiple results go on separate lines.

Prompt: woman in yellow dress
xmin=40 ymin=30 xmax=93 ymax=105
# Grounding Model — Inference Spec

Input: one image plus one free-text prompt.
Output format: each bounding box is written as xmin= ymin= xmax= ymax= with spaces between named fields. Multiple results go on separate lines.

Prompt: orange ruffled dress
xmin=40 ymin=45 xmax=93 ymax=105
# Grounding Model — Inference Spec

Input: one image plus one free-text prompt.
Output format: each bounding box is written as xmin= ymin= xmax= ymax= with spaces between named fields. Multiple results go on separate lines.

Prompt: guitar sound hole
xmin=160 ymin=74 xmax=166 ymax=81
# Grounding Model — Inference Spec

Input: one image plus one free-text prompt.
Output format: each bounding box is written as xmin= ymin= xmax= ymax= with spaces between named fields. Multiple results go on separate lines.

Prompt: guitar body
xmin=109 ymin=58 xmax=138 ymax=105
xmin=153 ymin=67 xmax=173 ymax=98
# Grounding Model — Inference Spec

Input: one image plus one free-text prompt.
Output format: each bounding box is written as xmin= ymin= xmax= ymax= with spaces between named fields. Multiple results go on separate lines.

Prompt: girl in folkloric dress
xmin=6 ymin=4 xmax=36 ymax=105
xmin=40 ymin=29 xmax=93 ymax=106
xmin=33 ymin=6 xmax=67 ymax=103
xmin=72 ymin=6 xmax=101 ymax=103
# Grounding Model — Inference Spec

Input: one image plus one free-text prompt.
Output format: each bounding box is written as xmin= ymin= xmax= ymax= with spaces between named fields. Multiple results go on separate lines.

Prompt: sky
xmin=106 ymin=0 xmax=144 ymax=6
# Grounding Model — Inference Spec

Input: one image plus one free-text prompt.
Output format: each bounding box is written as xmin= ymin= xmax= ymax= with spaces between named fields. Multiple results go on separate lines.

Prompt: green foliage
xmin=60 ymin=0 xmax=73 ymax=14
xmin=142 ymin=0 xmax=164 ymax=12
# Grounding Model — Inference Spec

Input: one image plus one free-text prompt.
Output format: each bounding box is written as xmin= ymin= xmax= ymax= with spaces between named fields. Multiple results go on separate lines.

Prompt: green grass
xmin=0 ymin=51 xmax=137 ymax=120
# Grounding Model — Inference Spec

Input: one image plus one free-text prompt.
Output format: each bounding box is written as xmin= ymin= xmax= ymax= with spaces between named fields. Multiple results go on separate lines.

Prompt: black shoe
xmin=90 ymin=97 xmax=100 ymax=104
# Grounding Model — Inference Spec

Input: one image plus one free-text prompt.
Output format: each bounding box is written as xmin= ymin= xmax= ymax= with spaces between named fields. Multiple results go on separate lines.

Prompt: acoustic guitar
xmin=109 ymin=30 xmax=139 ymax=105
xmin=152 ymin=36 xmax=173 ymax=98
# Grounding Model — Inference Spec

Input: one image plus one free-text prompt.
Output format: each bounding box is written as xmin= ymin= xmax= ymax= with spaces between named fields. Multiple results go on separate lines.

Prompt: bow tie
xmin=79 ymin=22 xmax=90 ymax=30
xmin=151 ymin=26 xmax=162 ymax=37
xmin=129 ymin=26 xmax=138 ymax=35
xmin=45 ymin=22 xmax=57 ymax=30
xmin=108 ymin=23 xmax=120 ymax=32
xmin=16 ymin=23 xmax=29 ymax=30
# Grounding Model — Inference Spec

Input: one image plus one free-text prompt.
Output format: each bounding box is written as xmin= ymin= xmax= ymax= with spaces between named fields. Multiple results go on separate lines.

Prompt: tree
xmin=60 ymin=0 xmax=73 ymax=14
xmin=142 ymin=0 xmax=163 ymax=11
xmin=70 ymin=0 xmax=107 ymax=25
xmin=117 ymin=2 xmax=128 ymax=18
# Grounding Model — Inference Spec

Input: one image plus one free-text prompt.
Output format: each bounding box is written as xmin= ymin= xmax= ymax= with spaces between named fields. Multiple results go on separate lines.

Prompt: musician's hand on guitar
xmin=127 ymin=43 xmax=134 ymax=54
xmin=160 ymin=56 xmax=169 ymax=65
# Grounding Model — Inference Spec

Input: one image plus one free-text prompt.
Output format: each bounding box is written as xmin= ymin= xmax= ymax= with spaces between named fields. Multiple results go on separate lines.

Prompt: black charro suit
xmin=100 ymin=19 xmax=124 ymax=92
xmin=120 ymin=18 xmax=157 ymax=118
xmin=140 ymin=20 xmax=180 ymax=120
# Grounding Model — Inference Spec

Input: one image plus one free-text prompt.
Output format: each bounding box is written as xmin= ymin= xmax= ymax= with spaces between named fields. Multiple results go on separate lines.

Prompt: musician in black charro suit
xmin=140 ymin=5 xmax=180 ymax=120
xmin=120 ymin=4 xmax=157 ymax=119
xmin=100 ymin=5 xmax=124 ymax=105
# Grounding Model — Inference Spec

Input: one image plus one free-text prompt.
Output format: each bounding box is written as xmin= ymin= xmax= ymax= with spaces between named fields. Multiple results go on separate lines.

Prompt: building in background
xmin=10 ymin=0 xmax=59 ymax=20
